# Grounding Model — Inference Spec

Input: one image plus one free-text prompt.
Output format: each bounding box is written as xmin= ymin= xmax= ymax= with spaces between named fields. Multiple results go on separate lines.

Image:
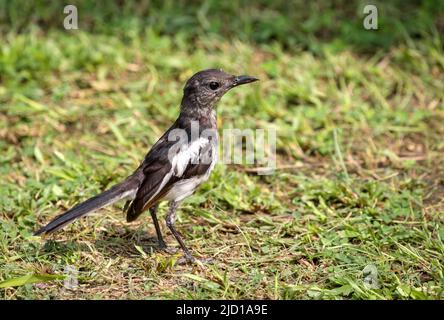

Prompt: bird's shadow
xmin=94 ymin=227 xmax=162 ymax=258
xmin=37 ymin=226 xmax=163 ymax=259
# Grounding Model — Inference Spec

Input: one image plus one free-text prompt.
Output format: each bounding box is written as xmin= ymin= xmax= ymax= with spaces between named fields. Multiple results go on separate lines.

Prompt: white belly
xmin=164 ymin=175 xmax=210 ymax=202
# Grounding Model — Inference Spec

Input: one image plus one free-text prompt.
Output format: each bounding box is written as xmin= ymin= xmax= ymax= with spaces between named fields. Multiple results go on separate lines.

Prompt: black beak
xmin=232 ymin=75 xmax=259 ymax=87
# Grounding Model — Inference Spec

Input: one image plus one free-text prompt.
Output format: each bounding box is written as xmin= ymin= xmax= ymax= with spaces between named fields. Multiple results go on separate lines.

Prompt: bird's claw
xmin=176 ymin=254 xmax=214 ymax=265
xmin=158 ymin=242 xmax=178 ymax=254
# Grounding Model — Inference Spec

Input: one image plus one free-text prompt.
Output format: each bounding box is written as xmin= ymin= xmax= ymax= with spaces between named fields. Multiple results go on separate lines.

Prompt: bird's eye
xmin=209 ymin=81 xmax=220 ymax=90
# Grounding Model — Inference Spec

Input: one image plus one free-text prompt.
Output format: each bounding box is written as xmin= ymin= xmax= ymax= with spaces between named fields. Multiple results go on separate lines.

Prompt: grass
xmin=1 ymin=1 xmax=444 ymax=299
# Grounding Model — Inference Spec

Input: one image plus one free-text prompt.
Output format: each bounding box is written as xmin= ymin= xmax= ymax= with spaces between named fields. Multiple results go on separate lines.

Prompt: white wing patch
xmin=171 ymin=137 xmax=210 ymax=177
xmin=137 ymin=137 xmax=216 ymax=208
xmin=164 ymin=138 xmax=217 ymax=202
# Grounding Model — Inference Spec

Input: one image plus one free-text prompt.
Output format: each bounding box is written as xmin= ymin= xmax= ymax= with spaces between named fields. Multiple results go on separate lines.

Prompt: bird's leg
xmin=149 ymin=204 xmax=165 ymax=248
xmin=149 ymin=204 xmax=176 ymax=253
xmin=165 ymin=201 xmax=198 ymax=264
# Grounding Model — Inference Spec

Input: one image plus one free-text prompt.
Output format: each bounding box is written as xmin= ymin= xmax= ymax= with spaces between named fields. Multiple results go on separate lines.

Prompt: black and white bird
xmin=34 ymin=69 xmax=258 ymax=263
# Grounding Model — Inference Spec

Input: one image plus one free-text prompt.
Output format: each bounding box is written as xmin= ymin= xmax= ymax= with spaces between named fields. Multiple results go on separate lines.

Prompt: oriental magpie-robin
xmin=34 ymin=69 xmax=258 ymax=263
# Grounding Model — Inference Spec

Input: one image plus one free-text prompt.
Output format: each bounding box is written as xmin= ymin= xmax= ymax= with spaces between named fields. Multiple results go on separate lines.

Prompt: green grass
xmin=1 ymin=1 xmax=444 ymax=299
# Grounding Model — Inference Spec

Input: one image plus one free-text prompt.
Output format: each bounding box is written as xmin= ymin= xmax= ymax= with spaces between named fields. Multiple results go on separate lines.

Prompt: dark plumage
xmin=34 ymin=68 xmax=258 ymax=263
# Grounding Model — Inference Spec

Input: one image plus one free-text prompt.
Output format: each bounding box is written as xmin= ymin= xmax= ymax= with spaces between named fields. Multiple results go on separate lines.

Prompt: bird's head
xmin=181 ymin=69 xmax=258 ymax=110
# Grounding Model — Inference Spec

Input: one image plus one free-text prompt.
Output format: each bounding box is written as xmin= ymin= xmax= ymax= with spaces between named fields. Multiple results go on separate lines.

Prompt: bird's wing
xmin=126 ymin=136 xmax=213 ymax=221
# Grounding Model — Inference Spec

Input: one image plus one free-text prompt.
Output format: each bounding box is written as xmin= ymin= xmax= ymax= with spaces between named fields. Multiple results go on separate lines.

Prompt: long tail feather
xmin=34 ymin=178 xmax=139 ymax=236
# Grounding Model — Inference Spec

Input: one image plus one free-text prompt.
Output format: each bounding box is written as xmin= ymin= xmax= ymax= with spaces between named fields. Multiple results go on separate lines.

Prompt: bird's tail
xmin=34 ymin=176 xmax=140 ymax=236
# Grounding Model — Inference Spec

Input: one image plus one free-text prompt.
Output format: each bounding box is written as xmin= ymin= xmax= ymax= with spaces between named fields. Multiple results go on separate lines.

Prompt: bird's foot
xmin=158 ymin=242 xmax=178 ymax=254
xmin=176 ymin=253 xmax=214 ymax=265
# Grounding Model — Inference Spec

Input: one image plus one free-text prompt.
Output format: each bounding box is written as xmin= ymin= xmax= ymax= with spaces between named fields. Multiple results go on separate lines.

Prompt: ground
xmin=0 ymin=1 xmax=443 ymax=299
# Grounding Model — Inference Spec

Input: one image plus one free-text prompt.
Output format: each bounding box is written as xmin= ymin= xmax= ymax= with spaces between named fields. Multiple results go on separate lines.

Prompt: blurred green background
xmin=0 ymin=1 xmax=443 ymax=299
xmin=1 ymin=0 xmax=443 ymax=50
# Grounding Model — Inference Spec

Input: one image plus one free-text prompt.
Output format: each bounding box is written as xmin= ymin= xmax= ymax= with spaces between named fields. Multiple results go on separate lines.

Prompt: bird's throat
xmin=180 ymin=100 xmax=217 ymax=129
